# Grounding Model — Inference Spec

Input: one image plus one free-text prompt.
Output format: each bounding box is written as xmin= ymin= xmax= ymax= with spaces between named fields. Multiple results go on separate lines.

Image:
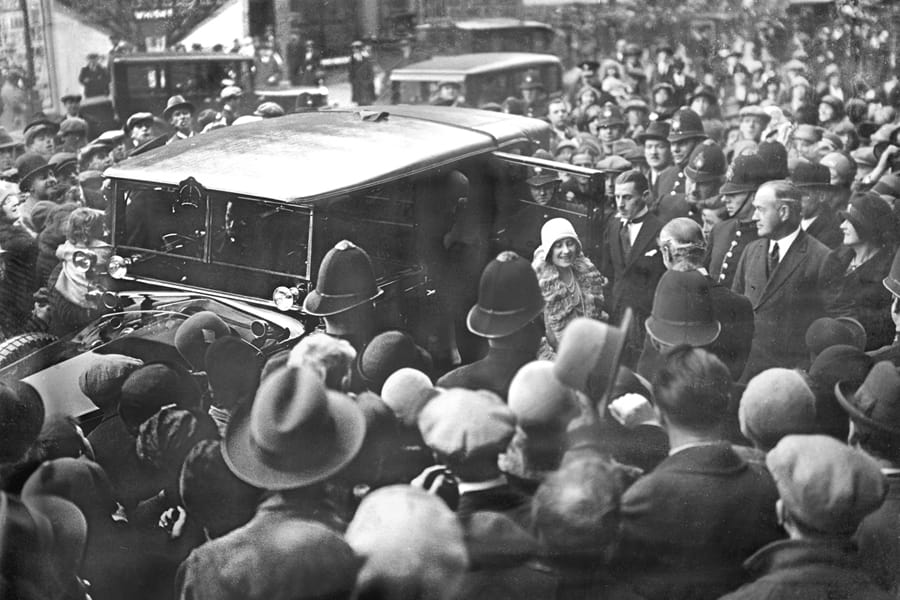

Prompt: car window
xmin=125 ymin=64 xmax=164 ymax=96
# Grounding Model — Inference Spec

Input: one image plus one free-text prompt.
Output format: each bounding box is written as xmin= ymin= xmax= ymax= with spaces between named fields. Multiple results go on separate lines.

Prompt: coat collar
xmin=742 ymin=538 xmax=862 ymax=579
xmin=654 ymin=441 xmax=748 ymax=476
xmin=756 ymin=229 xmax=812 ymax=307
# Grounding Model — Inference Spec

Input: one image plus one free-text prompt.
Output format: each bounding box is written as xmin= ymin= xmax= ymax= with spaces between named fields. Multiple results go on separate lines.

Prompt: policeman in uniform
xmin=520 ymin=71 xmax=548 ymax=119
xmin=595 ymin=103 xmax=637 ymax=159
xmin=656 ymin=108 xmax=707 ymax=222
xmin=680 ymin=140 xmax=727 ymax=224
xmin=704 ymin=153 xmax=769 ymax=288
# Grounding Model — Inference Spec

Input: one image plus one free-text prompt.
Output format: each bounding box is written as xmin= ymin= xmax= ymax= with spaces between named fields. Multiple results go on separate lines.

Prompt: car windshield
xmin=115 ymin=182 xmax=311 ymax=279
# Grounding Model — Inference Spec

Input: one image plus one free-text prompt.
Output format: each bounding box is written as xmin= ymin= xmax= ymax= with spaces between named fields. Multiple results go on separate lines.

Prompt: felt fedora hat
xmin=467 ymin=251 xmax=543 ymax=338
xmin=634 ymin=120 xmax=670 ymax=145
xmin=14 ymin=152 xmax=53 ymax=192
xmin=162 ymin=94 xmax=196 ymax=120
xmin=223 ymin=364 xmax=366 ymax=490
xmin=553 ymin=310 xmax=632 ymax=402
xmin=836 ymin=361 xmax=900 ymax=438
xmin=303 ymin=240 xmax=383 ymax=316
xmin=645 ymin=270 xmax=721 ymax=347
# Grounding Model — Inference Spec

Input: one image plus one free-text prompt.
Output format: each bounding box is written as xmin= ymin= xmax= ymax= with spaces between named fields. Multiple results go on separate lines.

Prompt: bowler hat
xmin=635 ymin=120 xmax=670 ymax=145
xmin=303 ymin=240 xmax=383 ymax=316
xmin=417 ymin=388 xmax=515 ymax=461
xmin=688 ymin=84 xmax=717 ymax=105
xmin=596 ymin=102 xmax=625 ymax=128
xmin=162 ymin=95 xmax=196 ymax=121
xmin=646 ymin=270 xmax=721 ymax=347
xmin=684 ymin=140 xmax=726 ymax=182
xmin=357 ymin=330 xmax=429 ymax=392
xmin=767 ymin=434 xmax=886 ymax=534
xmin=719 ymin=153 xmax=768 ymax=196
xmin=60 ymin=93 xmax=82 ymax=103
xmin=223 ymin=365 xmax=366 ymax=490
xmin=554 ymin=311 xmax=632 ymax=401
xmin=119 ymin=362 xmax=201 ymax=433
xmin=467 ymin=251 xmax=543 ymax=338
xmin=124 ymin=112 xmax=154 ymax=132
xmin=836 ymin=361 xmax=900 ymax=438
xmin=805 ymin=317 xmax=855 ymax=358
xmin=789 ymin=161 xmax=830 ymax=188
xmin=839 ymin=192 xmax=893 ymax=246
xmin=174 ymin=310 xmax=232 ymax=371
xmin=667 ymin=108 xmax=706 ymax=143
xmin=15 ymin=152 xmax=53 ymax=192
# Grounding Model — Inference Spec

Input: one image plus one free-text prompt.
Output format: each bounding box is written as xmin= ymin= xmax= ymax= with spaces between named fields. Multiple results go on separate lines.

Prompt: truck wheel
xmin=0 ymin=332 xmax=58 ymax=369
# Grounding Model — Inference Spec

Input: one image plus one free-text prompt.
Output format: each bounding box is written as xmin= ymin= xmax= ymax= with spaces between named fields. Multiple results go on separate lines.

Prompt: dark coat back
xmin=804 ymin=210 xmax=842 ymax=250
xmin=437 ymin=345 xmax=537 ymax=401
xmin=705 ymin=217 xmax=758 ymax=290
xmin=720 ymin=539 xmax=893 ymax=600
xmin=616 ymin=443 xmax=784 ymax=600
xmin=855 ymin=472 xmax=900 ymax=597
xmin=732 ymin=230 xmax=829 ymax=381
xmin=653 ymin=167 xmax=690 ymax=224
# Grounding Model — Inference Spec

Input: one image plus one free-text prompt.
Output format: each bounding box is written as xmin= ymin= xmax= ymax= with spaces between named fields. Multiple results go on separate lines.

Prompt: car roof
xmin=105 ymin=106 xmax=549 ymax=203
xmin=416 ymin=18 xmax=553 ymax=31
xmin=390 ymin=53 xmax=561 ymax=83
xmin=111 ymin=52 xmax=254 ymax=64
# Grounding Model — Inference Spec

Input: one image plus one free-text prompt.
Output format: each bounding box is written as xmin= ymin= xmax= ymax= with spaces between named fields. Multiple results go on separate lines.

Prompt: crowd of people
xmin=5 ymin=26 xmax=900 ymax=600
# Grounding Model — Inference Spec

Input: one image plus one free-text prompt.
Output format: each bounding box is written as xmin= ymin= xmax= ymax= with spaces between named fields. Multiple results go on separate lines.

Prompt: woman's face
xmin=580 ymin=91 xmax=597 ymax=107
xmin=551 ymin=237 xmax=579 ymax=269
xmin=840 ymin=218 xmax=862 ymax=247
xmin=819 ymin=103 xmax=835 ymax=124
xmin=1 ymin=195 xmax=20 ymax=221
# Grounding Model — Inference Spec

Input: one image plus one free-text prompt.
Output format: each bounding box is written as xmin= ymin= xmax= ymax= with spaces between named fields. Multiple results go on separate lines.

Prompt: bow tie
xmin=624 ymin=214 xmax=647 ymax=225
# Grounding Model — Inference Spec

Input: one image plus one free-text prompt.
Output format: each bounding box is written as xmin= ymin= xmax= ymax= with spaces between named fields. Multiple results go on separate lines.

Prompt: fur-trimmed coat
xmin=532 ymin=247 xmax=607 ymax=359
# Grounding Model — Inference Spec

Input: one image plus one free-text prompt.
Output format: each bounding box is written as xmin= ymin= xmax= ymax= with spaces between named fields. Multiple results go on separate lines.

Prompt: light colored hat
xmin=540 ymin=218 xmax=580 ymax=257
xmin=381 ymin=368 xmax=436 ymax=427
xmin=417 ymin=388 xmax=515 ymax=462
xmin=346 ymin=485 xmax=468 ymax=600
xmin=508 ymin=360 xmax=577 ymax=429
xmin=739 ymin=368 xmax=818 ymax=451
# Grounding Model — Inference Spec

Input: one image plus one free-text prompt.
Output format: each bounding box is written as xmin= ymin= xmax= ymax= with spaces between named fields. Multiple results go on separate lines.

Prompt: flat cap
xmin=418 ymin=388 xmax=515 ymax=461
xmin=740 ymin=369 xmax=818 ymax=452
xmin=767 ymin=434 xmax=886 ymax=534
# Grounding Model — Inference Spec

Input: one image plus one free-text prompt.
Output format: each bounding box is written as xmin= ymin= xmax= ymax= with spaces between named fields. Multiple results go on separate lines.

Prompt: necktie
xmin=620 ymin=222 xmax=632 ymax=255
xmin=768 ymin=242 xmax=780 ymax=279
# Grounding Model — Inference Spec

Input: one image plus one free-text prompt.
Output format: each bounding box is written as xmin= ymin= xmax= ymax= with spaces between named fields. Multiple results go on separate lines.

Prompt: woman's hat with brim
xmin=303 ymin=240 xmax=383 ymax=317
xmin=467 ymin=251 xmax=543 ymax=338
xmin=839 ymin=191 xmax=893 ymax=245
xmin=540 ymin=217 xmax=580 ymax=259
xmin=223 ymin=364 xmax=366 ymax=490
xmin=645 ymin=270 xmax=721 ymax=347
xmin=163 ymin=95 xmax=196 ymax=121
xmin=835 ymin=361 xmax=900 ymax=439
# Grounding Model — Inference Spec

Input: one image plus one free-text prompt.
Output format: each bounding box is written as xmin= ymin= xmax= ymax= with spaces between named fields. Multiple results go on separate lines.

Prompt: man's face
xmin=170 ymin=108 xmax=193 ymax=133
xmin=598 ymin=124 xmax=624 ymax=144
xmin=61 ymin=132 xmax=85 ymax=151
xmin=792 ymin=138 xmax=816 ymax=162
xmin=644 ymin=139 xmax=670 ymax=170
xmin=27 ymin=132 xmax=55 ymax=157
xmin=522 ymin=88 xmax=540 ymax=104
xmin=63 ymin=100 xmax=80 ymax=116
xmin=739 ymin=116 xmax=764 ymax=141
xmin=723 ymin=191 xmax=747 ymax=217
xmin=30 ymin=170 xmax=58 ymax=201
xmin=671 ymin=138 xmax=697 ymax=168
xmin=548 ymin=102 xmax=566 ymax=128
xmin=131 ymin=120 xmax=154 ymax=145
xmin=529 ymin=181 xmax=557 ymax=205
xmin=0 ymin=149 xmax=15 ymax=170
xmin=615 ymin=182 xmax=646 ymax=220
xmin=751 ymin=184 xmax=784 ymax=239
xmin=818 ymin=103 xmax=835 ymax=124
xmin=438 ymin=84 xmax=459 ymax=102
xmin=87 ymin=151 xmax=112 ymax=171
xmin=701 ymin=208 xmax=723 ymax=238
xmin=800 ymin=191 xmax=821 ymax=219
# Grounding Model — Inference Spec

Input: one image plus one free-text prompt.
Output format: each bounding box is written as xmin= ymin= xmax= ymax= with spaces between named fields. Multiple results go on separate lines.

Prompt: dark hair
xmin=532 ymin=451 xmax=625 ymax=564
xmin=653 ymin=346 xmax=732 ymax=430
xmin=615 ymin=169 xmax=649 ymax=197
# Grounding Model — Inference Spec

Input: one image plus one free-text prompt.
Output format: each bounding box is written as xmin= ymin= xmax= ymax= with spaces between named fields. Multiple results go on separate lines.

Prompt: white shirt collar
xmin=768 ymin=226 xmax=801 ymax=263
xmin=800 ymin=216 xmax=817 ymax=231
xmin=668 ymin=441 xmax=721 ymax=457
xmin=457 ymin=475 xmax=507 ymax=495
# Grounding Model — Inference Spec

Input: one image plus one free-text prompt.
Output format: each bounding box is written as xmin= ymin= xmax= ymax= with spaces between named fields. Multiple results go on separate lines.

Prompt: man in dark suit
xmin=616 ymin=347 xmax=784 ymax=600
xmin=638 ymin=218 xmax=754 ymax=381
xmin=636 ymin=121 xmax=675 ymax=210
xmin=597 ymin=170 xmax=666 ymax=367
xmin=792 ymin=162 xmax=843 ymax=249
xmin=733 ymin=180 xmax=830 ymax=381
